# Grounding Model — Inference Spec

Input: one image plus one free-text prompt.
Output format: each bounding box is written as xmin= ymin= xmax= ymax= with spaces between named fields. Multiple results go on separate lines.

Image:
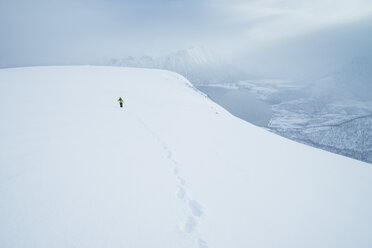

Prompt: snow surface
xmin=1 ymin=66 xmax=372 ymax=248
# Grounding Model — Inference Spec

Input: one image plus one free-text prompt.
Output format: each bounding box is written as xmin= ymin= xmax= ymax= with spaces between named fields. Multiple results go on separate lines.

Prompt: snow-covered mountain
xmin=266 ymin=58 xmax=372 ymax=163
xmin=285 ymin=57 xmax=372 ymax=103
xmin=1 ymin=66 xmax=372 ymax=248
xmin=108 ymin=46 xmax=247 ymax=85
xmin=201 ymin=57 xmax=372 ymax=163
xmin=271 ymin=111 xmax=372 ymax=163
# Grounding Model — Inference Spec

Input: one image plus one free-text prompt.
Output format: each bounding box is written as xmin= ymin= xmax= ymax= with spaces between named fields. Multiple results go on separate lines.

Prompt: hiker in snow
xmin=118 ymin=97 xmax=124 ymax=108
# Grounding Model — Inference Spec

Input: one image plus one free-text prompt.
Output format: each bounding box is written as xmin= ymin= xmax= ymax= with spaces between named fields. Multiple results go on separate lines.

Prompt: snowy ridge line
xmin=163 ymin=70 xmax=209 ymax=99
xmin=127 ymin=110 xmax=208 ymax=248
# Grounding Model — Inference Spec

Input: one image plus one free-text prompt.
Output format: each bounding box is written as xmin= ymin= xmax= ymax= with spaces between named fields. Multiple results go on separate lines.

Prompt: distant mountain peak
xmin=165 ymin=46 xmax=220 ymax=65
xmin=106 ymin=46 xmax=246 ymax=85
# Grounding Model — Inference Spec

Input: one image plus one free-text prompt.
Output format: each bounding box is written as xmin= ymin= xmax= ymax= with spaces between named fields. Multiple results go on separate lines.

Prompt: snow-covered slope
xmin=1 ymin=66 xmax=372 ymax=248
xmin=263 ymin=58 xmax=372 ymax=163
xmin=269 ymin=98 xmax=372 ymax=163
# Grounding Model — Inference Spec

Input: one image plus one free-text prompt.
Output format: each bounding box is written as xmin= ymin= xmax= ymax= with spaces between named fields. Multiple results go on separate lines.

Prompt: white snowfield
xmin=0 ymin=66 xmax=371 ymax=248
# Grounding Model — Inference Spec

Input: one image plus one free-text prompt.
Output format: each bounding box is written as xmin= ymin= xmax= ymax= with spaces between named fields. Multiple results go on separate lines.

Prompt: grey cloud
xmin=1 ymin=0 xmax=372 ymax=80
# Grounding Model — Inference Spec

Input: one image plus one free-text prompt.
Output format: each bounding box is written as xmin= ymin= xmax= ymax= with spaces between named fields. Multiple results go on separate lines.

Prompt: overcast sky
xmin=1 ymin=0 xmax=372 ymax=77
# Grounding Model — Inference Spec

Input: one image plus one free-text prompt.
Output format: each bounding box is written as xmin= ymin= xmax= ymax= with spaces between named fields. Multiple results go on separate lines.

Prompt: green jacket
xmin=118 ymin=98 xmax=123 ymax=103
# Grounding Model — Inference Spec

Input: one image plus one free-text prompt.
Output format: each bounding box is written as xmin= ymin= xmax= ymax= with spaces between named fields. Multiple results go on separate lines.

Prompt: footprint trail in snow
xmin=131 ymin=112 xmax=208 ymax=248
xmin=161 ymin=143 xmax=208 ymax=248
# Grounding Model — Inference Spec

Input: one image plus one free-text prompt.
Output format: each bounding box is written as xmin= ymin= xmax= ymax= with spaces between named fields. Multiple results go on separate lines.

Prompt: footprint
xmin=177 ymin=186 xmax=186 ymax=199
xmin=178 ymin=176 xmax=186 ymax=186
xmin=158 ymin=141 xmax=207 ymax=246
xmin=198 ymin=238 xmax=208 ymax=248
xmin=161 ymin=143 xmax=174 ymax=159
xmin=184 ymin=216 xmax=197 ymax=233
xmin=189 ymin=200 xmax=203 ymax=217
xmin=167 ymin=150 xmax=172 ymax=158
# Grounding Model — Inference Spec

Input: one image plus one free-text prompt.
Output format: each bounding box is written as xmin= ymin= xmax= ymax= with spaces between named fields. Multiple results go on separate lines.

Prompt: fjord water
xmin=198 ymin=86 xmax=273 ymax=127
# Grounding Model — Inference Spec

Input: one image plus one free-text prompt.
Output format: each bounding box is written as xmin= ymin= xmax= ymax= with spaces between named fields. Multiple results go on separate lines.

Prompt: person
xmin=118 ymin=97 xmax=124 ymax=108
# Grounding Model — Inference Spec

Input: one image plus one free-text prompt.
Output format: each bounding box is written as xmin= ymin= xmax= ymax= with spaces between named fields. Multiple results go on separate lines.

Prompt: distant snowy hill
xmin=301 ymin=57 xmax=372 ymax=101
xmin=1 ymin=66 xmax=372 ymax=248
xmin=266 ymin=58 xmax=372 ymax=163
xmin=270 ymin=113 xmax=372 ymax=163
xmin=203 ymin=57 xmax=372 ymax=163
xmin=107 ymin=46 xmax=247 ymax=85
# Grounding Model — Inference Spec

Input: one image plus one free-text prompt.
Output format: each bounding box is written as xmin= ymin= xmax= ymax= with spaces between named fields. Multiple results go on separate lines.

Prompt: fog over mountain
xmin=107 ymin=46 xmax=249 ymax=85
xmin=2 ymin=0 xmax=372 ymax=80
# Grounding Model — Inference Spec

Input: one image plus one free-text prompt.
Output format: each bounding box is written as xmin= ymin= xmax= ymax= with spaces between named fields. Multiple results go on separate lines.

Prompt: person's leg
xmin=120 ymin=102 xmax=123 ymax=108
